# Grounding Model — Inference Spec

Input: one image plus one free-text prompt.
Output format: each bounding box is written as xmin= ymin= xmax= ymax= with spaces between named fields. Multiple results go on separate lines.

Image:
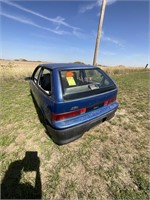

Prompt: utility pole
xmin=93 ymin=0 xmax=106 ymax=66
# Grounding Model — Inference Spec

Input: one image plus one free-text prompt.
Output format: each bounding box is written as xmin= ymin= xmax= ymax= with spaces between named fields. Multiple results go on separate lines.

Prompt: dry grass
xmin=0 ymin=60 xmax=149 ymax=199
xmin=100 ymin=65 xmax=149 ymax=75
xmin=0 ymin=60 xmax=43 ymax=79
xmin=0 ymin=60 xmax=149 ymax=80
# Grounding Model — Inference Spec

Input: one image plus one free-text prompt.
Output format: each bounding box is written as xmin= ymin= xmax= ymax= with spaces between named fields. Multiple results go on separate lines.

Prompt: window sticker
xmin=66 ymin=77 xmax=76 ymax=86
xmin=66 ymin=71 xmax=74 ymax=77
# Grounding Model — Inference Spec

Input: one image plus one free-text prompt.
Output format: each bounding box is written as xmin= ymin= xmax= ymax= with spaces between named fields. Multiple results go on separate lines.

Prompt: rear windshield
xmin=60 ymin=68 xmax=116 ymax=100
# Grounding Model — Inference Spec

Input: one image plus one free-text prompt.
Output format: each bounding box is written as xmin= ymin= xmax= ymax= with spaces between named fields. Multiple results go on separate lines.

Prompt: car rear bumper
xmin=46 ymin=107 xmax=117 ymax=145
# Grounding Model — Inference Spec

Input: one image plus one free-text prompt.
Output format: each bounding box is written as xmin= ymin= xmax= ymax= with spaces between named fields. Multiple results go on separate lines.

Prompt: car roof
xmin=38 ymin=63 xmax=98 ymax=70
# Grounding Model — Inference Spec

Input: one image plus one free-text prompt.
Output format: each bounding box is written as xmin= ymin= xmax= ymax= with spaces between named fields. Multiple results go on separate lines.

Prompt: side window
xmin=33 ymin=67 xmax=41 ymax=84
xmin=39 ymin=68 xmax=52 ymax=94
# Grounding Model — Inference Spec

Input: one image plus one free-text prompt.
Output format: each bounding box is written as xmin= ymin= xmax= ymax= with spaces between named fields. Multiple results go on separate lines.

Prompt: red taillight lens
xmin=104 ymin=97 xmax=116 ymax=105
xmin=52 ymin=108 xmax=86 ymax=121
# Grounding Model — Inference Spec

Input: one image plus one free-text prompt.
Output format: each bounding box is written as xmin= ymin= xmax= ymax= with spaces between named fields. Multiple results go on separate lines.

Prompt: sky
xmin=0 ymin=0 xmax=149 ymax=66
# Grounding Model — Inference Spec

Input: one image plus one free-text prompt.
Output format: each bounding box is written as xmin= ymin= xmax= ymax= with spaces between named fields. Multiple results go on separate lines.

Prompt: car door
xmin=30 ymin=66 xmax=42 ymax=105
xmin=31 ymin=67 xmax=53 ymax=122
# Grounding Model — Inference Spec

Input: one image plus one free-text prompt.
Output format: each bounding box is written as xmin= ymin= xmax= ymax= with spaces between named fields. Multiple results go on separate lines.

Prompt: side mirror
xmin=24 ymin=77 xmax=31 ymax=81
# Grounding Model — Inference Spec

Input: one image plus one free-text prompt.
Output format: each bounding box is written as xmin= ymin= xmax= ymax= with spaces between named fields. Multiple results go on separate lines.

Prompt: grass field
xmin=0 ymin=61 xmax=150 ymax=199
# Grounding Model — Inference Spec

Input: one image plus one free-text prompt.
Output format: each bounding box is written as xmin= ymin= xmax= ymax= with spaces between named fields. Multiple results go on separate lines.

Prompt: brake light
xmin=52 ymin=108 xmax=86 ymax=121
xmin=104 ymin=97 xmax=116 ymax=105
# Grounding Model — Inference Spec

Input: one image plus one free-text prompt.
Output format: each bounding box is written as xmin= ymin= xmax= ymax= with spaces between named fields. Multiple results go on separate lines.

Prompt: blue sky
xmin=0 ymin=0 xmax=149 ymax=66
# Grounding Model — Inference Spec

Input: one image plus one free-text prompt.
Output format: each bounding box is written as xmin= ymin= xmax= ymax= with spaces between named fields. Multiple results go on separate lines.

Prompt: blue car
xmin=30 ymin=63 xmax=118 ymax=145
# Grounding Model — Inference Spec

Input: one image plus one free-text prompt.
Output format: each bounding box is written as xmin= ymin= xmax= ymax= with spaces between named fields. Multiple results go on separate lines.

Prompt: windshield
xmin=60 ymin=68 xmax=116 ymax=100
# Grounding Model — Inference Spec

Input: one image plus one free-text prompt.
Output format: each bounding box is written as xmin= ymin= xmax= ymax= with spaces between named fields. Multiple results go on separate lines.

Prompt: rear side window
xmin=39 ymin=68 xmax=52 ymax=95
xmin=60 ymin=69 xmax=116 ymax=100
xmin=33 ymin=67 xmax=41 ymax=84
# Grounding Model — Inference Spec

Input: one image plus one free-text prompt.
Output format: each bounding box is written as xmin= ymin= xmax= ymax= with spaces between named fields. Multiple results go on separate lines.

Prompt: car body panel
xmin=52 ymin=102 xmax=118 ymax=129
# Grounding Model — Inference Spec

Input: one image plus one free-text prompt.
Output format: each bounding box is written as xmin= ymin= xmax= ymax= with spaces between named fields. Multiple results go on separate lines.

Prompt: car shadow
xmin=30 ymin=92 xmax=46 ymax=126
xmin=30 ymin=92 xmax=52 ymax=139
xmin=1 ymin=151 xmax=42 ymax=199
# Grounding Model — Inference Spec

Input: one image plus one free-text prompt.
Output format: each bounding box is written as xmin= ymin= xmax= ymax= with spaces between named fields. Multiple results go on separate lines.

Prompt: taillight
xmin=52 ymin=108 xmax=86 ymax=121
xmin=104 ymin=97 xmax=116 ymax=105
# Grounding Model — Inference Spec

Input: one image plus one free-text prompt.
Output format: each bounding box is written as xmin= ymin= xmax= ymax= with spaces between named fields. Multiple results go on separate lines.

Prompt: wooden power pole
xmin=93 ymin=0 xmax=106 ymax=66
